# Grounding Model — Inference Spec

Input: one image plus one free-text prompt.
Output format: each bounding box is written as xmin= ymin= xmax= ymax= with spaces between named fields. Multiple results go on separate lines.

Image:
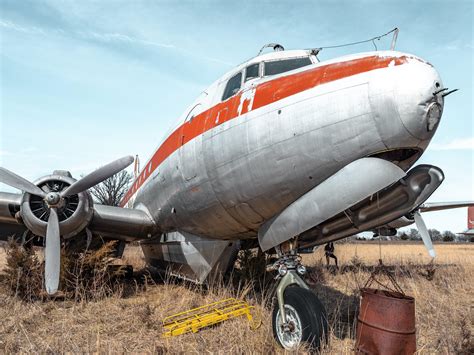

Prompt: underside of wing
xmin=260 ymin=161 xmax=447 ymax=250
xmin=418 ymin=201 xmax=474 ymax=212
xmin=0 ymin=192 xmax=24 ymax=242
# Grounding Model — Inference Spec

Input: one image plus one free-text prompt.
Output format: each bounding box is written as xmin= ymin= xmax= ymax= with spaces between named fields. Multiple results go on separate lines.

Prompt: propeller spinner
xmin=0 ymin=155 xmax=134 ymax=294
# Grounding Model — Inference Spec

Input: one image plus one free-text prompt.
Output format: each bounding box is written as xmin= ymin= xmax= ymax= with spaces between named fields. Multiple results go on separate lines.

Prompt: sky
xmin=0 ymin=0 xmax=473 ymax=233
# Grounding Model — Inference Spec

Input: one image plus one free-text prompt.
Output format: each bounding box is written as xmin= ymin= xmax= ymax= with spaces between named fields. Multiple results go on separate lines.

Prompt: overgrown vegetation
xmin=1 ymin=240 xmax=128 ymax=302
xmin=1 ymin=240 xmax=43 ymax=301
xmin=0 ymin=243 xmax=472 ymax=353
xmin=232 ymin=248 xmax=272 ymax=294
xmin=61 ymin=241 xmax=129 ymax=301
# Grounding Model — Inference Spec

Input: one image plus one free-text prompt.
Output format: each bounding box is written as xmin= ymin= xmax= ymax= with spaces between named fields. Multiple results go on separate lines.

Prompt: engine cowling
xmin=20 ymin=171 xmax=93 ymax=238
xmin=298 ymin=164 xmax=444 ymax=247
xmin=385 ymin=214 xmax=415 ymax=229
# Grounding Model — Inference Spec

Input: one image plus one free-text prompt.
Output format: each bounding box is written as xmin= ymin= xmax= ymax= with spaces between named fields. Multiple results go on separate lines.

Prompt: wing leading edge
xmin=419 ymin=201 xmax=474 ymax=212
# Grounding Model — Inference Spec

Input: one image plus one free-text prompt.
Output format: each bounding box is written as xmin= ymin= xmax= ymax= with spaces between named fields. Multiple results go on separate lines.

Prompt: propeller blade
xmin=414 ymin=210 xmax=436 ymax=258
xmin=61 ymin=156 xmax=134 ymax=197
xmin=44 ymin=207 xmax=61 ymax=294
xmin=0 ymin=167 xmax=46 ymax=197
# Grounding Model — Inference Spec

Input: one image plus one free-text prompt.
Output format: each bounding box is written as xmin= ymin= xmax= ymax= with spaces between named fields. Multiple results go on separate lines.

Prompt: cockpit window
xmin=245 ymin=63 xmax=260 ymax=82
xmin=222 ymin=72 xmax=242 ymax=101
xmin=264 ymin=57 xmax=312 ymax=76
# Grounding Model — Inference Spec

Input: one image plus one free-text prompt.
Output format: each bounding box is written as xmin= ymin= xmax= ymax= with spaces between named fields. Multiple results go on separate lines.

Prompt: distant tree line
xmin=397 ymin=229 xmax=472 ymax=242
xmin=349 ymin=229 xmax=473 ymax=242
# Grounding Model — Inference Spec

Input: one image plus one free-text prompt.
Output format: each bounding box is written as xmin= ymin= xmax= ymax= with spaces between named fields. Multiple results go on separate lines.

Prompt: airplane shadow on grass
xmin=305 ymin=266 xmax=359 ymax=340
xmin=316 ymin=283 xmax=359 ymax=340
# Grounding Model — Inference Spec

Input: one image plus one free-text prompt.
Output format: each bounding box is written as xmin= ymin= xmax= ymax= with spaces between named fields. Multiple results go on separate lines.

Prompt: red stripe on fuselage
xmin=120 ymin=55 xmax=409 ymax=206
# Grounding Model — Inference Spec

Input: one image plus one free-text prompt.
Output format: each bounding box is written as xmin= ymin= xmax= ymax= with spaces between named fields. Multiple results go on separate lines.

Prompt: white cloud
xmin=0 ymin=19 xmax=230 ymax=66
xmin=1 ymin=19 xmax=175 ymax=49
xmin=0 ymin=20 xmax=45 ymax=35
xmin=77 ymin=30 xmax=176 ymax=49
xmin=430 ymin=137 xmax=474 ymax=151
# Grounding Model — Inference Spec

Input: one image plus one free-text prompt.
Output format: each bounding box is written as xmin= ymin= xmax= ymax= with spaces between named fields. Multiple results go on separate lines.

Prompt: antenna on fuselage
xmin=258 ymin=43 xmax=285 ymax=56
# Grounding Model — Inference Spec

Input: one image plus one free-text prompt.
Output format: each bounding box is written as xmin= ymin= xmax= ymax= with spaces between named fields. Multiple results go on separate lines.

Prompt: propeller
xmin=0 ymin=168 xmax=46 ymax=197
xmin=0 ymin=156 xmax=134 ymax=294
xmin=44 ymin=207 xmax=60 ymax=294
xmin=61 ymin=156 xmax=134 ymax=197
xmin=414 ymin=210 xmax=436 ymax=258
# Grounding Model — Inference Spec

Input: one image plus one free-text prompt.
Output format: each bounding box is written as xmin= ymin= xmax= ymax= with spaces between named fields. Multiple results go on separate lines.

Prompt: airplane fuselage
xmin=122 ymin=50 xmax=443 ymax=243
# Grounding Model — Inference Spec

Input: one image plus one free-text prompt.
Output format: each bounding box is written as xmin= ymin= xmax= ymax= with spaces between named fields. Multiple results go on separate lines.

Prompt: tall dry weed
xmin=61 ymin=240 xmax=129 ymax=301
xmin=1 ymin=240 xmax=128 ymax=302
xmin=231 ymin=248 xmax=275 ymax=297
xmin=1 ymin=239 xmax=43 ymax=301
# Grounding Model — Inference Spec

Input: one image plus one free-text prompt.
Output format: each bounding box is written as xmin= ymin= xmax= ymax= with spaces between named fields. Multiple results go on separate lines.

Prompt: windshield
xmin=264 ymin=57 xmax=312 ymax=76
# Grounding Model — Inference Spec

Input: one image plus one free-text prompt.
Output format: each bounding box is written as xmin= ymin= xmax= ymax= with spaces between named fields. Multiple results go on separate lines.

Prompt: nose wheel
xmin=268 ymin=240 xmax=328 ymax=350
xmin=272 ymin=287 xmax=328 ymax=350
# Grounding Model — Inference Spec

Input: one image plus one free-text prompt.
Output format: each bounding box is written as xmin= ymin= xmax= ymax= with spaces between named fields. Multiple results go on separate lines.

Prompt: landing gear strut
xmin=268 ymin=239 xmax=328 ymax=350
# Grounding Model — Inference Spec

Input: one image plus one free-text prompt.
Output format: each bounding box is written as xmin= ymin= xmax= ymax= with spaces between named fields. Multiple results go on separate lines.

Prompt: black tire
xmin=272 ymin=287 xmax=328 ymax=351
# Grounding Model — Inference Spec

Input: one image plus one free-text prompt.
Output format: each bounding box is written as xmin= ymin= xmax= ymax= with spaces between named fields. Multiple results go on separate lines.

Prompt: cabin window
xmin=245 ymin=63 xmax=260 ymax=82
xmin=264 ymin=57 xmax=312 ymax=76
xmin=222 ymin=72 xmax=242 ymax=101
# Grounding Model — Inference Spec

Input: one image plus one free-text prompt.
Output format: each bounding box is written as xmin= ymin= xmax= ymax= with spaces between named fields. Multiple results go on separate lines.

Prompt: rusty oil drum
xmin=355 ymin=288 xmax=416 ymax=354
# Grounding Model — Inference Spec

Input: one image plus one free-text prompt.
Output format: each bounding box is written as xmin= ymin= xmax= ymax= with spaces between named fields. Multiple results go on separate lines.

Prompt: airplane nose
xmin=393 ymin=58 xmax=444 ymax=141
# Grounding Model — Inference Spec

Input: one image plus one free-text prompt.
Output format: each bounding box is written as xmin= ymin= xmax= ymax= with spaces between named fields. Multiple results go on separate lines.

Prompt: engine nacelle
xmin=385 ymin=214 xmax=415 ymax=229
xmin=373 ymin=227 xmax=398 ymax=237
xmin=298 ymin=164 xmax=443 ymax=247
xmin=20 ymin=171 xmax=93 ymax=238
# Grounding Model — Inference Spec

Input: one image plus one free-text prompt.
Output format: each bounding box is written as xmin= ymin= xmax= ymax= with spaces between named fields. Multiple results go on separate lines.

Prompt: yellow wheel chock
xmin=162 ymin=298 xmax=261 ymax=337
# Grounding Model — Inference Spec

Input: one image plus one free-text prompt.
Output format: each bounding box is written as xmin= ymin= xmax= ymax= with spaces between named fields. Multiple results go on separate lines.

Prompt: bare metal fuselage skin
xmin=121 ymin=50 xmax=443 ymax=279
xmin=0 ymin=47 xmax=461 ymax=287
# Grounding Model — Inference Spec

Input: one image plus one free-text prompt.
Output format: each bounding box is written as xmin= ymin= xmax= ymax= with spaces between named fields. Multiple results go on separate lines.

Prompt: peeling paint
xmin=237 ymin=87 xmax=257 ymax=115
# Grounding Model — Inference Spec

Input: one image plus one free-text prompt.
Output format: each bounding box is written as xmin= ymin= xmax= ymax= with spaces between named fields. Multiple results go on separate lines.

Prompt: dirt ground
xmin=0 ymin=242 xmax=472 ymax=353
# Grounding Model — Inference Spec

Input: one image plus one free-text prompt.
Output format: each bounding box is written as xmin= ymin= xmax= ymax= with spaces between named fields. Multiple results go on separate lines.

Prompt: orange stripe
xmin=120 ymin=55 xmax=409 ymax=206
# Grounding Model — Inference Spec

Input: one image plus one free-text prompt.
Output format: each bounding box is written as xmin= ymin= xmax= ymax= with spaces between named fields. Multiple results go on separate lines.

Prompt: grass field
xmin=0 ymin=242 xmax=472 ymax=353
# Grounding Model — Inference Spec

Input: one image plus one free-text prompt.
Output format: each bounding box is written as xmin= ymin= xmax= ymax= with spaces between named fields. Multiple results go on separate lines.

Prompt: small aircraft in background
xmin=1 ymin=36 xmax=472 ymax=349
xmin=459 ymin=206 xmax=474 ymax=236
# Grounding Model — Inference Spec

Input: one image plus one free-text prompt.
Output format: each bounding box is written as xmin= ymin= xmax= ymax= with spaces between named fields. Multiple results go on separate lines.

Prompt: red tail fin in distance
xmin=468 ymin=206 xmax=474 ymax=229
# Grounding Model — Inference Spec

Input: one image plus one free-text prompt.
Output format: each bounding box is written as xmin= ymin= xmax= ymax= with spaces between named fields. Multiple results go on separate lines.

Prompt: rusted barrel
xmin=355 ymin=288 xmax=416 ymax=355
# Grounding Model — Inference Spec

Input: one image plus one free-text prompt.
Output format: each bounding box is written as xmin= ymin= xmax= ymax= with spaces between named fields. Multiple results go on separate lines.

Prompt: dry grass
xmin=0 ymin=242 xmax=472 ymax=353
xmin=304 ymin=243 xmax=473 ymax=354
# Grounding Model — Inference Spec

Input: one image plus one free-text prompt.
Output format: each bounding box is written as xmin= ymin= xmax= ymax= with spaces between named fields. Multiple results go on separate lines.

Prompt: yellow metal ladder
xmin=162 ymin=298 xmax=259 ymax=337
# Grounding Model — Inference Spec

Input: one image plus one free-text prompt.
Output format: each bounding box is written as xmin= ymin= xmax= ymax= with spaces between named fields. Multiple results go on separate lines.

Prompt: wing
xmin=295 ymin=164 xmax=445 ymax=248
xmin=0 ymin=192 xmax=158 ymax=242
xmin=0 ymin=192 xmax=25 ymax=241
xmin=418 ymin=201 xmax=474 ymax=212
xmin=259 ymin=157 xmax=407 ymax=251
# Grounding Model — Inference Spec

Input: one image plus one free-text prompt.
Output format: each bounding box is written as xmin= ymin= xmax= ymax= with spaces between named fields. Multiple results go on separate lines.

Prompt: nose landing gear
xmin=268 ymin=240 xmax=328 ymax=350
